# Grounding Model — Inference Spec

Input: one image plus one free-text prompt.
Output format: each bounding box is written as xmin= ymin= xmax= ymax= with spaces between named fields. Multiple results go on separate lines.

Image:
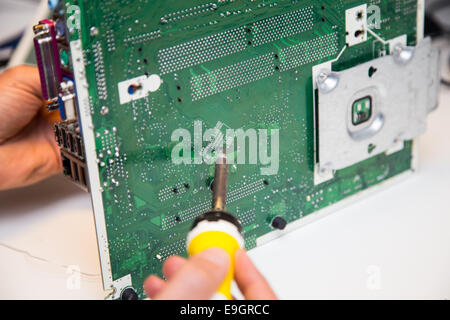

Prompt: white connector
xmin=345 ymin=4 xmax=367 ymax=47
xmin=117 ymin=74 xmax=162 ymax=104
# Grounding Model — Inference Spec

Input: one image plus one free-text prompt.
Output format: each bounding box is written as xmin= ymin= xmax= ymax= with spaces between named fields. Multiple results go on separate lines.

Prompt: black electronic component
xmin=55 ymin=121 xmax=85 ymax=160
xmin=271 ymin=216 xmax=287 ymax=230
xmin=121 ymin=287 xmax=139 ymax=300
xmin=57 ymin=120 xmax=88 ymax=191
xmin=60 ymin=150 xmax=89 ymax=191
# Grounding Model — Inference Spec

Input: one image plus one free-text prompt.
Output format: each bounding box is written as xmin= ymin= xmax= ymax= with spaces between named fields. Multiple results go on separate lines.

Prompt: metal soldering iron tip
xmin=212 ymin=152 xmax=228 ymax=212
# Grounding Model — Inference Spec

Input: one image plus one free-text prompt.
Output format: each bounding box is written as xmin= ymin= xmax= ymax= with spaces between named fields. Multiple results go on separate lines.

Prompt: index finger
xmin=154 ymin=247 xmax=230 ymax=300
xmin=234 ymin=249 xmax=277 ymax=300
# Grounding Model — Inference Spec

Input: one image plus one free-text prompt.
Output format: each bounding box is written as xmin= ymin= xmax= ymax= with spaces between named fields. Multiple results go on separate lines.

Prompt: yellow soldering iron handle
xmin=186 ymin=217 xmax=244 ymax=300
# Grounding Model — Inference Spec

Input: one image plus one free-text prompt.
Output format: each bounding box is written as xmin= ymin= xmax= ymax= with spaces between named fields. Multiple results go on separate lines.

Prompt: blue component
xmin=58 ymin=96 xmax=67 ymax=121
xmin=59 ymin=76 xmax=75 ymax=121
xmin=48 ymin=0 xmax=59 ymax=10
xmin=56 ymin=20 xmax=67 ymax=39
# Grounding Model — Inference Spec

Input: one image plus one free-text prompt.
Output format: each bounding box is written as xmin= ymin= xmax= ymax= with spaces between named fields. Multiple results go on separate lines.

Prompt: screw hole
xmin=354 ymin=30 xmax=364 ymax=38
xmin=356 ymin=11 xmax=364 ymax=20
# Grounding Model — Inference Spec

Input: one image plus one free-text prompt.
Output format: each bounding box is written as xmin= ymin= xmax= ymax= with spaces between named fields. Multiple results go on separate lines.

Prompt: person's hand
xmin=0 ymin=65 xmax=61 ymax=190
xmin=144 ymin=247 xmax=277 ymax=300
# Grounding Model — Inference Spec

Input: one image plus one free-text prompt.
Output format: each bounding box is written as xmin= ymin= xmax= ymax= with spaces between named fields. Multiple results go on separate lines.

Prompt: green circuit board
xmin=65 ymin=0 xmax=418 ymax=298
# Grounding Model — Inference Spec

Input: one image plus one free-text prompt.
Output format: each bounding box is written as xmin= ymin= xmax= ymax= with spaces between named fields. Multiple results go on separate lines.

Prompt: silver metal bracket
xmin=316 ymin=38 xmax=440 ymax=171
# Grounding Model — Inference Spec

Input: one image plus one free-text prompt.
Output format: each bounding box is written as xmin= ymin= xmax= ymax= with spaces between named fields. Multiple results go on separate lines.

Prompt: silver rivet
xmin=100 ymin=106 xmax=109 ymax=115
xmin=393 ymin=44 xmax=414 ymax=65
xmin=90 ymin=26 xmax=99 ymax=37
xmin=317 ymin=71 xmax=339 ymax=93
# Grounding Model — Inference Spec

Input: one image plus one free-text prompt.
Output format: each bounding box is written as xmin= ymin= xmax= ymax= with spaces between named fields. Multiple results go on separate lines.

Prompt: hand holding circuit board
xmin=0 ymin=66 xmax=61 ymax=190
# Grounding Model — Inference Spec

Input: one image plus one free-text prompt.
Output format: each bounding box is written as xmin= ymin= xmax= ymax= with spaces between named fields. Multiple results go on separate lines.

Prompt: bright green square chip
xmin=352 ymin=96 xmax=372 ymax=125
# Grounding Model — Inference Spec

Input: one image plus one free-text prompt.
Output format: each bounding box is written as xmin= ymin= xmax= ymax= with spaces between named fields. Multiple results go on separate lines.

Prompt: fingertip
xmin=155 ymin=248 xmax=231 ymax=300
xmin=144 ymin=275 xmax=166 ymax=298
xmin=163 ymin=255 xmax=187 ymax=279
xmin=235 ymin=248 xmax=252 ymax=270
xmin=234 ymin=249 xmax=278 ymax=300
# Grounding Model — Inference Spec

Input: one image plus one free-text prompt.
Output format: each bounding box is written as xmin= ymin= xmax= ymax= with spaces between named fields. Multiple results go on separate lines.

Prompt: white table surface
xmin=0 ymin=85 xmax=449 ymax=300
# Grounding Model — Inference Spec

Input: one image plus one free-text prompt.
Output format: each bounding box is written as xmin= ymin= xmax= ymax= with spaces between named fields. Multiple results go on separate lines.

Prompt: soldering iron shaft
xmin=212 ymin=152 xmax=228 ymax=212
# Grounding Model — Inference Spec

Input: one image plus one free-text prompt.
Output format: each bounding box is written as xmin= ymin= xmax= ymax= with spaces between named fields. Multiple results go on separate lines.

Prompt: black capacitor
xmin=271 ymin=216 xmax=287 ymax=230
xmin=121 ymin=287 xmax=139 ymax=300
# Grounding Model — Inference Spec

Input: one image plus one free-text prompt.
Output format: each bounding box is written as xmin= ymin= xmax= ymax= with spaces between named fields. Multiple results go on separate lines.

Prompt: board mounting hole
xmin=368 ymin=66 xmax=378 ymax=77
xmin=354 ymin=29 xmax=364 ymax=38
xmin=356 ymin=11 xmax=364 ymax=20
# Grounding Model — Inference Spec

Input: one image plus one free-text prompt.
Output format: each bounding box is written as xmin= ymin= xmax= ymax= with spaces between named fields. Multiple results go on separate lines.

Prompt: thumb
xmin=154 ymin=247 xmax=230 ymax=300
xmin=0 ymin=65 xmax=44 ymax=143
